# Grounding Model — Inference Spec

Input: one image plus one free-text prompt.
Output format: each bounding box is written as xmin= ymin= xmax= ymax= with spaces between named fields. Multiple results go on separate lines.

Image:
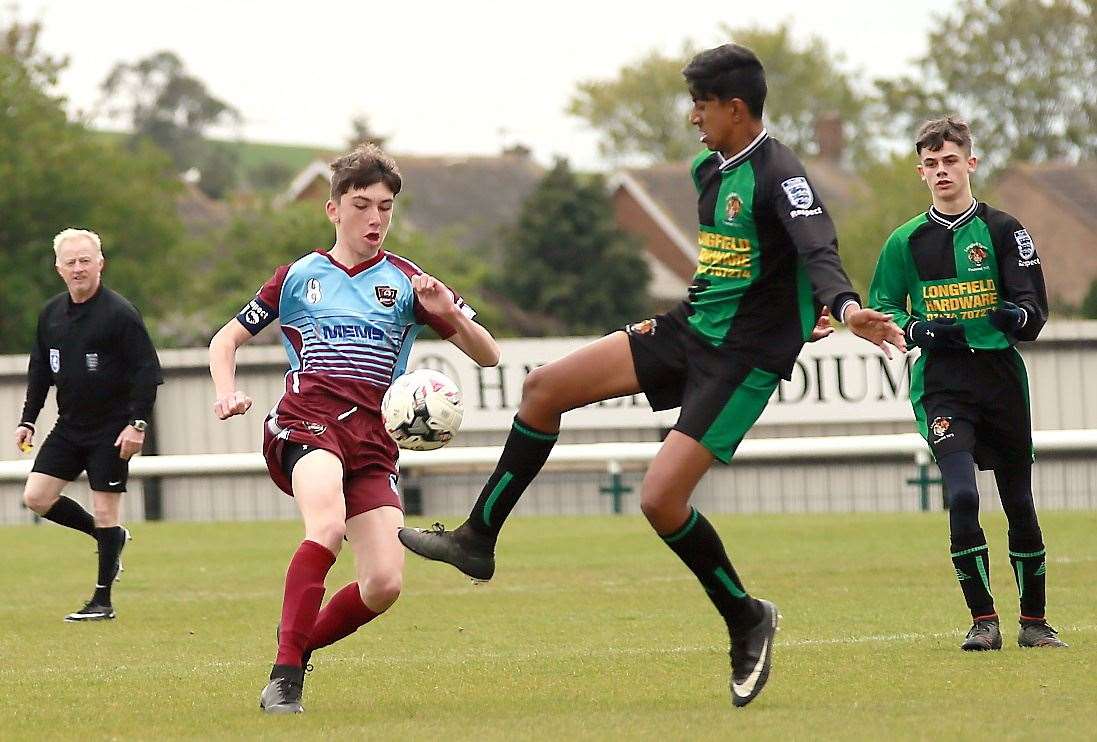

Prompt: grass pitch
xmin=1 ymin=511 xmax=1094 ymax=741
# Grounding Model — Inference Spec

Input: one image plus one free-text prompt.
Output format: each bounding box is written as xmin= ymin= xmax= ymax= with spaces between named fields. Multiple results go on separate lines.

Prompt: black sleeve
xmin=119 ymin=306 xmax=164 ymax=421
xmin=20 ymin=308 xmax=52 ymax=426
xmin=989 ymin=211 xmax=1048 ymax=341
xmin=770 ymin=157 xmax=860 ymax=313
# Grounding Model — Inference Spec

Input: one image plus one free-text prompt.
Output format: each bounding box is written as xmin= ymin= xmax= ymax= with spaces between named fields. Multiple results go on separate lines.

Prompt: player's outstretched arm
xmin=841 ymin=302 xmax=907 ymax=359
xmin=413 ymin=274 xmax=500 ymax=367
xmin=208 ymin=318 xmax=255 ymax=419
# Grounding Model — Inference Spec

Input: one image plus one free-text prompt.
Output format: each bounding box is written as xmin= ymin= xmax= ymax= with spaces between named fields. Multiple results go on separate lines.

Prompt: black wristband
xmin=18 ymin=422 xmax=35 ymax=434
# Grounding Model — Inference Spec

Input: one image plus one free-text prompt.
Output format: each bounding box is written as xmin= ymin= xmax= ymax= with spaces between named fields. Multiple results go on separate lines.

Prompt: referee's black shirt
xmin=20 ymin=286 xmax=163 ymax=435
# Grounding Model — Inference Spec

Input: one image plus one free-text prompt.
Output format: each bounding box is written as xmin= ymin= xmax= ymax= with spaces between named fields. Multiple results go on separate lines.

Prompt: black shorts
xmin=31 ymin=424 xmax=129 ymax=492
xmin=911 ymin=346 xmax=1033 ymax=471
xmin=625 ymin=306 xmax=779 ymax=464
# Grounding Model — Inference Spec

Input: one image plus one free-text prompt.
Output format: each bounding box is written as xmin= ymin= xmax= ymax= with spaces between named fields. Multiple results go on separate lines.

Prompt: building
xmin=994 ymin=161 xmax=1097 ymax=308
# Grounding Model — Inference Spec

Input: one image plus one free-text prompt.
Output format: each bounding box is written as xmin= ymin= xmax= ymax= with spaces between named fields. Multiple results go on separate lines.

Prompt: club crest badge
xmin=781 ymin=177 xmax=814 ymax=209
xmin=305 ymin=278 xmax=323 ymax=304
xmin=724 ymin=193 xmax=743 ymax=224
xmin=931 ymin=416 xmax=951 ymax=439
xmin=966 ymin=243 xmax=989 ymax=268
xmin=375 ymin=285 xmax=398 ymax=308
xmin=49 ymin=348 xmax=60 ymax=374
xmin=627 ymin=318 xmax=657 ymax=336
xmin=1014 ymin=229 xmax=1036 ymax=260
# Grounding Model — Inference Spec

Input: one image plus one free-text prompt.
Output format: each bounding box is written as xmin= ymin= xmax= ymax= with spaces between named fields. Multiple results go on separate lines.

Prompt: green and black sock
xmin=463 ymin=417 xmax=558 ymax=543
xmin=661 ymin=508 xmax=762 ymax=634
xmin=42 ymin=496 xmax=95 ymax=537
xmin=950 ymin=529 xmax=996 ymax=619
xmin=1008 ymin=529 xmax=1047 ymax=622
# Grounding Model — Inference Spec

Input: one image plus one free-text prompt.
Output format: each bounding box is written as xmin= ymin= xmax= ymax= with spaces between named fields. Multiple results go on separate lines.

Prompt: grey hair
xmin=53 ymin=228 xmax=103 ymax=259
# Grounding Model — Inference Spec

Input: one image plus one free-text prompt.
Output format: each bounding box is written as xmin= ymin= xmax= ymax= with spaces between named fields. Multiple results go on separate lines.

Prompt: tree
xmin=496 ymin=159 xmax=651 ymax=334
xmin=0 ymin=54 xmax=185 ymax=353
xmin=567 ymin=25 xmax=870 ymax=165
xmin=346 ymin=114 xmax=388 ymax=149
xmin=100 ymin=50 xmax=242 ymax=196
xmin=568 ymin=46 xmax=699 ymax=164
xmin=875 ymin=0 xmax=1096 ymax=170
xmin=0 ymin=6 xmax=66 ymax=89
xmin=829 ymin=154 xmax=929 ymax=294
xmin=170 ymin=202 xmax=511 ymax=345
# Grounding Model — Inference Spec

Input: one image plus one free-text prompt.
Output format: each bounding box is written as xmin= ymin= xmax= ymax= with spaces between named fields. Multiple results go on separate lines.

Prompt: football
xmin=381 ymin=369 xmax=464 ymax=451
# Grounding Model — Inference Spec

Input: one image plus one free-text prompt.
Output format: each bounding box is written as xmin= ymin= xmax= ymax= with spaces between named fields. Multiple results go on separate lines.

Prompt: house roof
xmin=1000 ymin=161 xmax=1097 ymax=231
xmin=279 ymin=153 xmax=544 ymax=251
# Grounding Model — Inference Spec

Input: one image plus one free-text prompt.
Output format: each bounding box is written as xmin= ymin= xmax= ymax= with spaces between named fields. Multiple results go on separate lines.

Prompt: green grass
xmin=1 ymin=512 xmax=1094 ymax=740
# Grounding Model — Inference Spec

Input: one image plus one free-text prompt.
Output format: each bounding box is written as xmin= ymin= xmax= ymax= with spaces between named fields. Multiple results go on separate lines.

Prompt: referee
xmin=15 ymin=228 xmax=163 ymax=622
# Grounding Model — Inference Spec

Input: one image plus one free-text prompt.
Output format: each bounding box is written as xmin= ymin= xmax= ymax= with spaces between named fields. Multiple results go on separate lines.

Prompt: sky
xmin=16 ymin=0 xmax=955 ymax=170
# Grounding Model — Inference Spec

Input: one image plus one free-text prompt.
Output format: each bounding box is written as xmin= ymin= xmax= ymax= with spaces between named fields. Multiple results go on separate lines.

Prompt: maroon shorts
xmin=263 ymin=408 xmax=402 ymax=519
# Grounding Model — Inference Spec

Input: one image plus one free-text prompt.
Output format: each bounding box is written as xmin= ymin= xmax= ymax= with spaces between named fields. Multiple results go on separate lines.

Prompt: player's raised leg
xmin=261 ymin=448 xmax=344 ymax=715
xmin=642 ymin=431 xmax=778 ymax=707
xmin=307 ymin=504 xmax=403 ymax=658
xmin=398 ymin=331 xmax=642 ymax=579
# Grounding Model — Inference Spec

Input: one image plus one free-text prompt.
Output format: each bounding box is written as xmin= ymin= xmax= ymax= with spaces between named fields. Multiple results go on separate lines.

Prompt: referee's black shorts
xmin=624 ymin=305 xmax=779 ymax=464
xmin=31 ymin=421 xmax=130 ymax=492
xmin=911 ymin=346 xmax=1033 ymax=471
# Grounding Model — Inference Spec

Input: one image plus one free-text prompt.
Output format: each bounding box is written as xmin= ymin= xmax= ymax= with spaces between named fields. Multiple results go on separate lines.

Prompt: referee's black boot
xmin=398 ymin=522 xmax=495 ymax=581
xmin=64 ymin=600 xmax=116 ymax=622
xmin=260 ymin=664 xmax=305 ymax=714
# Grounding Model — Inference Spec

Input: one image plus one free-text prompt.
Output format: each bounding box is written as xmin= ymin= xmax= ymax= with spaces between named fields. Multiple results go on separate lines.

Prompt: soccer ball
xmin=381 ymin=369 xmax=464 ymax=451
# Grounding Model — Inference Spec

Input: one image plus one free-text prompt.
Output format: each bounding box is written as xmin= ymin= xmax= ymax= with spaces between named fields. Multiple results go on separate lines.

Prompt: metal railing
xmin=3 ymin=430 xmax=1095 ymax=482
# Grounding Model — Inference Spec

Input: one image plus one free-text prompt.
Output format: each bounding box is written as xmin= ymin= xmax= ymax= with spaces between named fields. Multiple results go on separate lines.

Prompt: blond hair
xmin=53 ymin=228 xmax=103 ymax=259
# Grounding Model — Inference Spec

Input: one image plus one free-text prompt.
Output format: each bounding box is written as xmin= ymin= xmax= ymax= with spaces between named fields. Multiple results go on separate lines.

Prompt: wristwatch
xmin=129 ymin=419 xmax=148 ymax=432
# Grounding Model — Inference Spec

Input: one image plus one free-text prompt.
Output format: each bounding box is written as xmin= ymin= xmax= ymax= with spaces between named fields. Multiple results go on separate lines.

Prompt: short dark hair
xmin=329 ymin=142 xmax=402 ymax=201
xmin=915 ymin=117 xmax=973 ymax=157
xmin=682 ymin=44 xmax=767 ymax=117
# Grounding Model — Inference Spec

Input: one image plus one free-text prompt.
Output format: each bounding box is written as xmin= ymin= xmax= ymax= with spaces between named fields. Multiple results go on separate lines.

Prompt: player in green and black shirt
xmin=400 ymin=43 xmax=905 ymax=707
xmin=868 ymin=117 xmax=1066 ymax=651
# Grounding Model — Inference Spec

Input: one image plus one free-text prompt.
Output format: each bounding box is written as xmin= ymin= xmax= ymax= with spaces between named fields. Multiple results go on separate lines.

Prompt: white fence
xmin=4 ymin=430 xmax=1096 ymax=481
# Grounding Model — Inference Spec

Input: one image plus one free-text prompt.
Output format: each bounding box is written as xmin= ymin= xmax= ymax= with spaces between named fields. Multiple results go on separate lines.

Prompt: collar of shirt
xmin=718 ymin=129 xmax=770 ymax=171
xmin=927 ymin=198 xmax=979 ymax=231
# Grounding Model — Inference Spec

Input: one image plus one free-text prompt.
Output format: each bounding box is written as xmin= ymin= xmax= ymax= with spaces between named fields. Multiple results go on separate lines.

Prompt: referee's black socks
xmin=661 ymin=508 xmax=763 ymax=634
xmin=93 ymin=526 xmax=126 ymax=604
xmin=42 ymin=496 xmax=95 ymax=537
xmin=462 ymin=417 xmax=558 ymax=543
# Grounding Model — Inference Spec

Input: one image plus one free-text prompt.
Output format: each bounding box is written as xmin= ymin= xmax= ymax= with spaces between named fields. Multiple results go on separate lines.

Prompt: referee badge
xmin=49 ymin=348 xmax=60 ymax=373
xmin=85 ymin=353 xmax=99 ymax=372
